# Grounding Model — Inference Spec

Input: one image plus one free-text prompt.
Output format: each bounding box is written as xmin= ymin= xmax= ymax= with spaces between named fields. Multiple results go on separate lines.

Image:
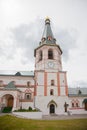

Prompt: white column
xmin=12 ymin=97 xmax=17 ymax=111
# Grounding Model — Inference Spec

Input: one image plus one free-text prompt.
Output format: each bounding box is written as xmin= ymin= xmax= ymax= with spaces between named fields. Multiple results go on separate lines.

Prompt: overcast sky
xmin=0 ymin=0 xmax=87 ymax=87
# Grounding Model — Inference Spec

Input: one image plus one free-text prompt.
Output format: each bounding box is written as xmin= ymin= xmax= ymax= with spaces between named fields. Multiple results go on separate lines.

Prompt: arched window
xmin=48 ymin=49 xmax=53 ymax=59
xmin=25 ymin=93 xmax=31 ymax=100
xmin=39 ymin=51 xmax=43 ymax=61
xmin=50 ymin=89 xmax=54 ymax=95
xmin=27 ymin=81 xmax=31 ymax=87
xmin=75 ymin=100 xmax=79 ymax=107
xmin=72 ymin=103 xmax=74 ymax=107
xmin=76 ymin=103 xmax=79 ymax=107
xmin=51 ymin=80 xmax=54 ymax=86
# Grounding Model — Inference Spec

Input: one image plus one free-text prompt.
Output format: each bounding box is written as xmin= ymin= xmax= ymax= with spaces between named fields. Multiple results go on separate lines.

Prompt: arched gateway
xmin=0 ymin=81 xmax=21 ymax=111
xmin=2 ymin=94 xmax=14 ymax=107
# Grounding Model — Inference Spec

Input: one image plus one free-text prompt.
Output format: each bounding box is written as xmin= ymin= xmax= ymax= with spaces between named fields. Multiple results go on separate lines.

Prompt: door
xmin=85 ymin=103 xmax=87 ymax=110
xmin=50 ymin=104 xmax=55 ymax=114
xmin=7 ymin=96 xmax=14 ymax=107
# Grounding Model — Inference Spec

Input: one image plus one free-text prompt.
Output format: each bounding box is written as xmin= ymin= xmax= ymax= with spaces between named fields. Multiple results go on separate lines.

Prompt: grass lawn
xmin=0 ymin=115 xmax=87 ymax=130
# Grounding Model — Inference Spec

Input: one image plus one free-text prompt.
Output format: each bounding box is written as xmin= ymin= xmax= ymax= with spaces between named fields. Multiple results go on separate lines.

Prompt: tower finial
xmin=45 ymin=16 xmax=50 ymax=20
xmin=45 ymin=16 xmax=50 ymax=24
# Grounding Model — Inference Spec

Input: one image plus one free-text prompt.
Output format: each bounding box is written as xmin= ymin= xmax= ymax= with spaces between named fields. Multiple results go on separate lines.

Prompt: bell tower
xmin=34 ymin=18 xmax=62 ymax=72
xmin=34 ymin=18 xmax=68 ymax=99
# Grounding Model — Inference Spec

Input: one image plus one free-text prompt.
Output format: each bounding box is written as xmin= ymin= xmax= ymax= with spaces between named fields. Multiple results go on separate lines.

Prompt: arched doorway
xmin=47 ymin=100 xmax=57 ymax=114
xmin=85 ymin=103 xmax=87 ymax=110
xmin=2 ymin=94 xmax=14 ymax=107
xmin=50 ymin=104 xmax=55 ymax=114
xmin=83 ymin=99 xmax=87 ymax=110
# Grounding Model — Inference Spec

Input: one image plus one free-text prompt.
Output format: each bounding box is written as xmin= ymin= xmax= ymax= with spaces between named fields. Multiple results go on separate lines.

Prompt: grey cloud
xmin=0 ymin=47 xmax=4 ymax=56
xmin=0 ymin=46 xmax=14 ymax=61
xmin=10 ymin=18 xmax=78 ymax=64
xmin=78 ymin=81 xmax=87 ymax=87
xmin=11 ymin=19 xmax=44 ymax=64
xmin=55 ymin=28 xmax=78 ymax=61
xmin=0 ymin=40 xmax=6 ymax=57
xmin=73 ymin=80 xmax=87 ymax=88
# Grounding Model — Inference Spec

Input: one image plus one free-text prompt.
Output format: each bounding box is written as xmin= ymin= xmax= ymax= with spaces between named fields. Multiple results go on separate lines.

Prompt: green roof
xmin=83 ymin=99 xmax=87 ymax=103
xmin=40 ymin=18 xmax=56 ymax=45
xmin=4 ymin=81 xmax=17 ymax=90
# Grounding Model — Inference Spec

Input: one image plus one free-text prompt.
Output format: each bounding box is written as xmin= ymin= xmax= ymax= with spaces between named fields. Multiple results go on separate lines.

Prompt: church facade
xmin=0 ymin=18 xmax=87 ymax=115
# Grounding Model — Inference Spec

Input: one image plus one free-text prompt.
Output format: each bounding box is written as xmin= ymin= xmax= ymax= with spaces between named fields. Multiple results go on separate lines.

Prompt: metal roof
xmin=83 ymin=98 xmax=87 ymax=103
xmin=40 ymin=18 xmax=56 ymax=45
xmin=19 ymin=71 xmax=34 ymax=76
xmin=42 ymin=19 xmax=54 ymax=39
xmin=0 ymin=70 xmax=34 ymax=77
xmin=68 ymin=87 xmax=87 ymax=96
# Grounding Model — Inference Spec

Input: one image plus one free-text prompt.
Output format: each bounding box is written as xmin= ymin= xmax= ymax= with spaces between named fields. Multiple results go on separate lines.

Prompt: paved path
xmin=0 ymin=113 xmax=87 ymax=120
xmin=42 ymin=114 xmax=87 ymax=120
xmin=0 ymin=113 xmax=8 ymax=116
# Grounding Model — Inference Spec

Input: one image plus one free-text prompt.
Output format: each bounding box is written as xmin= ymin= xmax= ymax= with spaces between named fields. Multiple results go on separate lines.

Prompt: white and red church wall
xmin=0 ymin=75 xmax=34 ymax=87
xmin=34 ymin=96 xmax=69 ymax=115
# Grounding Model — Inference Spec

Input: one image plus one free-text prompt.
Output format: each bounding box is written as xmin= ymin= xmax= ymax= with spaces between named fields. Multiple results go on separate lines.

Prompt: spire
xmin=40 ymin=17 xmax=56 ymax=45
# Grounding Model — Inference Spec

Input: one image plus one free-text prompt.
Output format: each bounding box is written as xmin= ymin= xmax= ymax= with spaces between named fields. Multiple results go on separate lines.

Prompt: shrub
xmin=13 ymin=107 xmax=38 ymax=112
xmin=28 ymin=106 xmax=32 ymax=111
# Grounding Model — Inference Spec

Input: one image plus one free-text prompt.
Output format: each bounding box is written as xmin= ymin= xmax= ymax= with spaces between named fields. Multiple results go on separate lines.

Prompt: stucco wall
xmin=35 ymin=96 xmax=69 ymax=115
xmin=0 ymin=76 xmax=34 ymax=85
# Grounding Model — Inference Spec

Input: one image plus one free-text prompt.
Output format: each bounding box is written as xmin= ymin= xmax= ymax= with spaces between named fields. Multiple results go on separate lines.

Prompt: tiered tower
xmin=34 ymin=18 xmax=68 ymax=114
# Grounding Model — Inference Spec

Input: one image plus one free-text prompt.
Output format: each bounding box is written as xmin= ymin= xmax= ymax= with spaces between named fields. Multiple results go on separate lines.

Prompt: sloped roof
xmin=42 ymin=19 xmax=54 ymax=39
xmin=68 ymin=87 xmax=87 ymax=96
xmin=4 ymin=81 xmax=17 ymax=90
xmin=40 ymin=18 xmax=56 ymax=45
xmin=83 ymin=99 xmax=87 ymax=103
xmin=15 ymin=71 xmax=34 ymax=76
xmin=0 ymin=70 xmax=34 ymax=77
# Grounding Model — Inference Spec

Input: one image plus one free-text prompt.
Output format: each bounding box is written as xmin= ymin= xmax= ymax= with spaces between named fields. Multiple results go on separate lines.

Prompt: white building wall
xmin=60 ymin=73 xmax=66 ymax=96
xmin=47 ymin=73 xmax=57 ymax=86
xmin=0 ymin=76 xmax=34 ymax=85
xmin=35 ymin=96 xmax=69 ymax=115
xmin=37 ymin=86 xmax=44 ymax=96
xmin=60 ymin=87 xmax=65 ymax=95
xmin=36 ymin=72 xmax=44 ymax=96
xmin=35 ymin=45 xmax=62 ymax=71
xmin=47 ymin=87 xmax=58 ymax=96
xmin=60 ymin=73 xmax=65 ymax=86
xmin=22 ymin=102 xmax=34 ymax=109
xmin=37 ymin=72 xmax=44 ymax=85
